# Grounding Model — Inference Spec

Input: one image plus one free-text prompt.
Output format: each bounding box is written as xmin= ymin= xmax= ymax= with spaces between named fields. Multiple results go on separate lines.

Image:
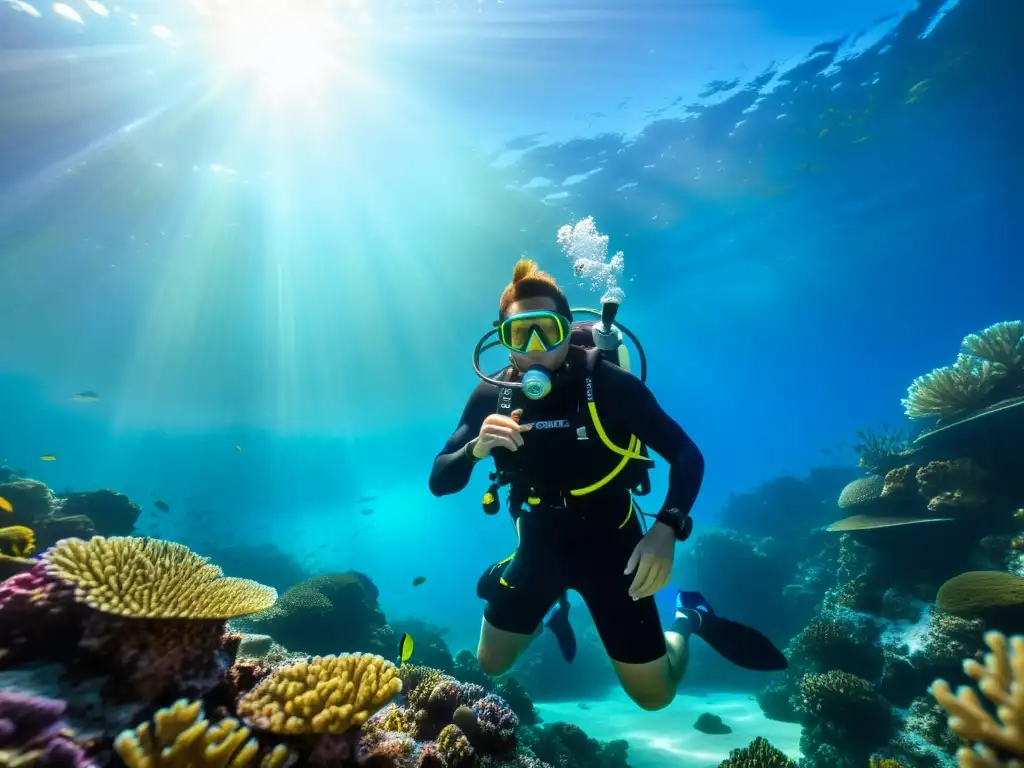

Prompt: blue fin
xmin=678 ymin=590 xmax=714 ymax=615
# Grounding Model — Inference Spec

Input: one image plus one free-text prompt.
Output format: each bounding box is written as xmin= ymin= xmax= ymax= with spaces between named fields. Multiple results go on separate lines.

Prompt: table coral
xmin=43 ymin=536 xmax=277 ymax=619
xmin=932 ymin=630 xmax=1024 ymax=766
xmin=0 ymin=691 xmax=91 ymax=768
xmin=114 ymin=698 xmax=293 ymax=768
xmin=236 ymin=653 xmax=402 ymax=735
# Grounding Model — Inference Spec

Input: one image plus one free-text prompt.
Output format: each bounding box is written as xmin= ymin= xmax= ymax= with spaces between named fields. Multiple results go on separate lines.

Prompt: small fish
xmin=412 ymin=576 xmax=427 ymax=587
xmin=8 ymin=1 xmax=41 ymax=17
xmin=235 ymin=445 xmax=243 ymax=454
xmin=820 ymin=449 xmax=832 ymax=455
xmin=577 ymin=702 xmax=590 ymax=710
xmin=0 ymin=496 xmax=12 ymax=513
xmin=399 ymin=632 xmax=414 ymax=665
xmin=356 ymin=494 xmax=376 ymax=503
xmin=71 ymin=391 xmax=99 ymax=403
xmin=39 ymin=455 xmax=56 ymax=462
xmin=154 ymin=499 xmax=170 ymax=512
xmin=360 ymin=508 xmax=374 ymax=516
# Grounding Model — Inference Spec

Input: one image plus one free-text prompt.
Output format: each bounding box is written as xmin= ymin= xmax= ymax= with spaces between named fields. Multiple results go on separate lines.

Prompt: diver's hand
xmin=624 ymin=522 xmax=675 ymax=600
xmin=471 ymin=414 xmax=531 ymax=458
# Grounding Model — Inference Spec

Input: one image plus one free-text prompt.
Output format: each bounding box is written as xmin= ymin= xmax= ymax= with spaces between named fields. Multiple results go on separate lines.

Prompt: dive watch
xmin=655 ymin=507 xmax=693 ymax=542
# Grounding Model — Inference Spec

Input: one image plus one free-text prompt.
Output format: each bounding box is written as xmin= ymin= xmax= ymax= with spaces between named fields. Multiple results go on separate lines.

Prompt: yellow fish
xmin=399 ymin=633 xmax=414 ymax=666
xmin=39 ymin=455 xmax=56 ymax=462
xmin=0 ymin=496 xmax=12 ymax=513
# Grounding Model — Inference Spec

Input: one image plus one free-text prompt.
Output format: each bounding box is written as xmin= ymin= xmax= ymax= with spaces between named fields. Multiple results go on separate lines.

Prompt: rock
xmin=693 ymin=712 xmax=732 ymax=735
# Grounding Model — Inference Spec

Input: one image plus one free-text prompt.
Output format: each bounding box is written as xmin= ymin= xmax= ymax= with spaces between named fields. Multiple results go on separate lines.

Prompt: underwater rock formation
xmin=234 ymin=571 xmax=393 ymax=658
xmin=716 ymin=736 xmax=795 ymax=767
xmin=0 ymin=479 xmax=141 ymax=551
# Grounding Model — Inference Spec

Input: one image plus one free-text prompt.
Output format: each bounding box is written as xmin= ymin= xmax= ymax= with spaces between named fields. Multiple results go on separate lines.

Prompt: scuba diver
xmin=429 ymin=259 xmax=785 ymax=711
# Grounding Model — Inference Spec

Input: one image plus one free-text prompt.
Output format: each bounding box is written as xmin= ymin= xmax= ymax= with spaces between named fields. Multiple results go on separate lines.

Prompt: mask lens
xmin=500 ymin=312 xmax=568 ymax=353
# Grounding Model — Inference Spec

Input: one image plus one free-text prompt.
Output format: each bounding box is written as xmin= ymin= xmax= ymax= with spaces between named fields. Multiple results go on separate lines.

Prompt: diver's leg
xmin=671 ymin=591 xmax=787 ymax=672
xmin=476 ymin=618 xmax=542 ymax=675
xmin=476 ymin=515 xmax=567 ymax=675
xmin=580 ymin=508 xmax=682 ymax=710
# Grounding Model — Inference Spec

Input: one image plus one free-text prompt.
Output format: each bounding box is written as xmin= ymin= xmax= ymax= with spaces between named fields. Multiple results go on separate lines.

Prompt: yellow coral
xmin=902 ymin=353 xmax=1006 ymax=420
xmin=963 ymin=321 xmax=1024 ymax=370
xmin=931 ymin=630 xmax=1024 ymax=766
xmin=114 ymin=699 xmax=293 ymax=768
xmin=42 ymin=536 xmax=277 ymax=619
xmin=237 ymin=653 xmax=402 ymax=735
xmin=0 ymin=525 xmax=35 ymax=557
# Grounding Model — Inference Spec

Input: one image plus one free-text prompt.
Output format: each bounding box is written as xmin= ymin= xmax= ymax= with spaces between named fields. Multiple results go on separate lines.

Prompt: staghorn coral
xmin=932 ymin=630 xmax=1024 ymax=766
xmin=236 ymin=653 xmax=402 ymax=735
xmin=963 ymin=321 xmax=1024 ymax=370
xmin=902 ymin=353 xmax=1006 ymax=422
xmin=0 ymin=525 xmax=35 ymax=557
xmin=114 ymin=698 xmax=293 ymax=768
xmin=0 ymin=691 xmax=91 ymax=768
xmin=716 ymin=736 xmax=796 ymax=767
xmin=43 ymin=536 xmax=277 ymax=619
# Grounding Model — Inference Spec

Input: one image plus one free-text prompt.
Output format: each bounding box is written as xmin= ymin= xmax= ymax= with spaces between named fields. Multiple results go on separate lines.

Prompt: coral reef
xmin=902 ymin=321 xmax=1024 ymax=424
xmin=235 ymin=572 xmax=392 ymax=657
xmin=115 ymin=698 xmax=293 ymax=768
xmin=716 ymin=736 xmax=795 ymax=767
xmin=0 ymin=537 xmax=276 ymax=702
xmin=0 ymin=481 xmax=141 ymax=551
xmin=0 ymin=691 xmax=92 ymax=767
xmin=932 ymin=630 xmax=1024 ymax=766
xmin=237 ymin=654 xmax=401 ymax=735
xmin=0 ymin=531 xmax=626 ymax=768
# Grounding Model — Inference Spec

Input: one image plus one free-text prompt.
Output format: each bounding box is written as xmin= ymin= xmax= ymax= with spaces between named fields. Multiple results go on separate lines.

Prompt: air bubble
xmin=556 ymin=216 xmax=626 ymax=301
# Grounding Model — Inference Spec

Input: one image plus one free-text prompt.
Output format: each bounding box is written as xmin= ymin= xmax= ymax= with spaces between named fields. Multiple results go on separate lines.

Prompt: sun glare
xmin=207 ymin=0 xmax=339 ymax=92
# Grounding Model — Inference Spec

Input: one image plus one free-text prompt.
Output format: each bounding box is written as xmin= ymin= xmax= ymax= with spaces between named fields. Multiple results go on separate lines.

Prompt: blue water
xmin=0 ymin=0 xmax=1018 ymax=727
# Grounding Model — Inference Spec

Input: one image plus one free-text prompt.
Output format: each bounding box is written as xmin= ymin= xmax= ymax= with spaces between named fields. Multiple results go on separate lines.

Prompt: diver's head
xmin=498 ymin=258 xmax=573 ymax=375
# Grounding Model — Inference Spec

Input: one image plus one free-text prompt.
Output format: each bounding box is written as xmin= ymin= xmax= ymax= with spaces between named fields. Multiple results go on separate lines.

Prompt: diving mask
xmin=497 ymin=310 xmax=571 ymax=354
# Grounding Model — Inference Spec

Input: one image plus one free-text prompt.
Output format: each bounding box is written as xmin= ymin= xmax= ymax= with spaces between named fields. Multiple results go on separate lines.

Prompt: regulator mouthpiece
xmin=521 ymin=365 xmax=553 ymax=400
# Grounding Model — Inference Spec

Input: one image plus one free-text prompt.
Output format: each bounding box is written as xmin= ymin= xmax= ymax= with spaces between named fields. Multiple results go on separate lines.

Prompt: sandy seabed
xmin=535 ymin=689 xmax=802 ymax=768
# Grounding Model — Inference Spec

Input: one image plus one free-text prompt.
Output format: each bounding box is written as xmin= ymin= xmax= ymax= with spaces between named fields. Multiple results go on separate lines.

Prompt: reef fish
xmin=412 ymin=576 xmax=426 ymax=587
xmin=235 ymin=445 xmax=243 ymax=454
xmin=71 ymin=391 xmax=99 ymax=402
xmin=0 ymin=496 xmax=11 ymax=513
xmin=39 ymin=455 xmax=56 ymax=461
xmin=153 ymin=499 xmax=170 ymax=512
xmin=399 ymin=633 xmax=414 ymax=665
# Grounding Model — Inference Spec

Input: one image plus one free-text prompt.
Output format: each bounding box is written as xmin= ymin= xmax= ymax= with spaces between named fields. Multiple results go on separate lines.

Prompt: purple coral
xmin=471 ymin=694 xmax=520 ymax=755
xmin=0 ymin=692 xmax=91 ymax=767
xmin=0 ymin=563 xmax=80 ymax=664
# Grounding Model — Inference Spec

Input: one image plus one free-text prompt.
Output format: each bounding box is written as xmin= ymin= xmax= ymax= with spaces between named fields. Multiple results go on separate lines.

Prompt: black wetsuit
xmin=429 ymin=345 xmax=704 ymax=665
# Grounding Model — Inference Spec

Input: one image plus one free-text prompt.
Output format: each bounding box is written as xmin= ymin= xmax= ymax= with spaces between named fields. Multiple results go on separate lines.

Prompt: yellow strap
xmin=585 ymin=401 xmax=649 ymax=461
xmin=617 ymin=497 xmax=634 ymax=529
xmin=570 ymin=434 xmax=641 ymax=496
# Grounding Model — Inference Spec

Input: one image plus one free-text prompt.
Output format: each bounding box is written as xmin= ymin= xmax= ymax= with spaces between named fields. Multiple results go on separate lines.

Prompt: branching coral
xmin=963 ymin=321 xmax=1024 ymax=370
xmin=43 ymin=536 xmax=277 ymax=619
xmin=716 ymin=736 xmax=796 ymax=767
xmin=903 ymin=320 xmax=1024 ymax=423
xmin=236 ymin=653 xmax=402 ymax=735
xmin=0 ymin=525 xmax=35 ymax=557
xmin=114 ymin=699 xmax=293 ymax=768
xmin=932 ymin=630 xmax=1024 ymax=766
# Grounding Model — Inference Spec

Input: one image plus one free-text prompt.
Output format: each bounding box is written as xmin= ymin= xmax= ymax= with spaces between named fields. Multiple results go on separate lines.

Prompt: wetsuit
xmin=429 ymin=345 xmax=704 ymax=665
